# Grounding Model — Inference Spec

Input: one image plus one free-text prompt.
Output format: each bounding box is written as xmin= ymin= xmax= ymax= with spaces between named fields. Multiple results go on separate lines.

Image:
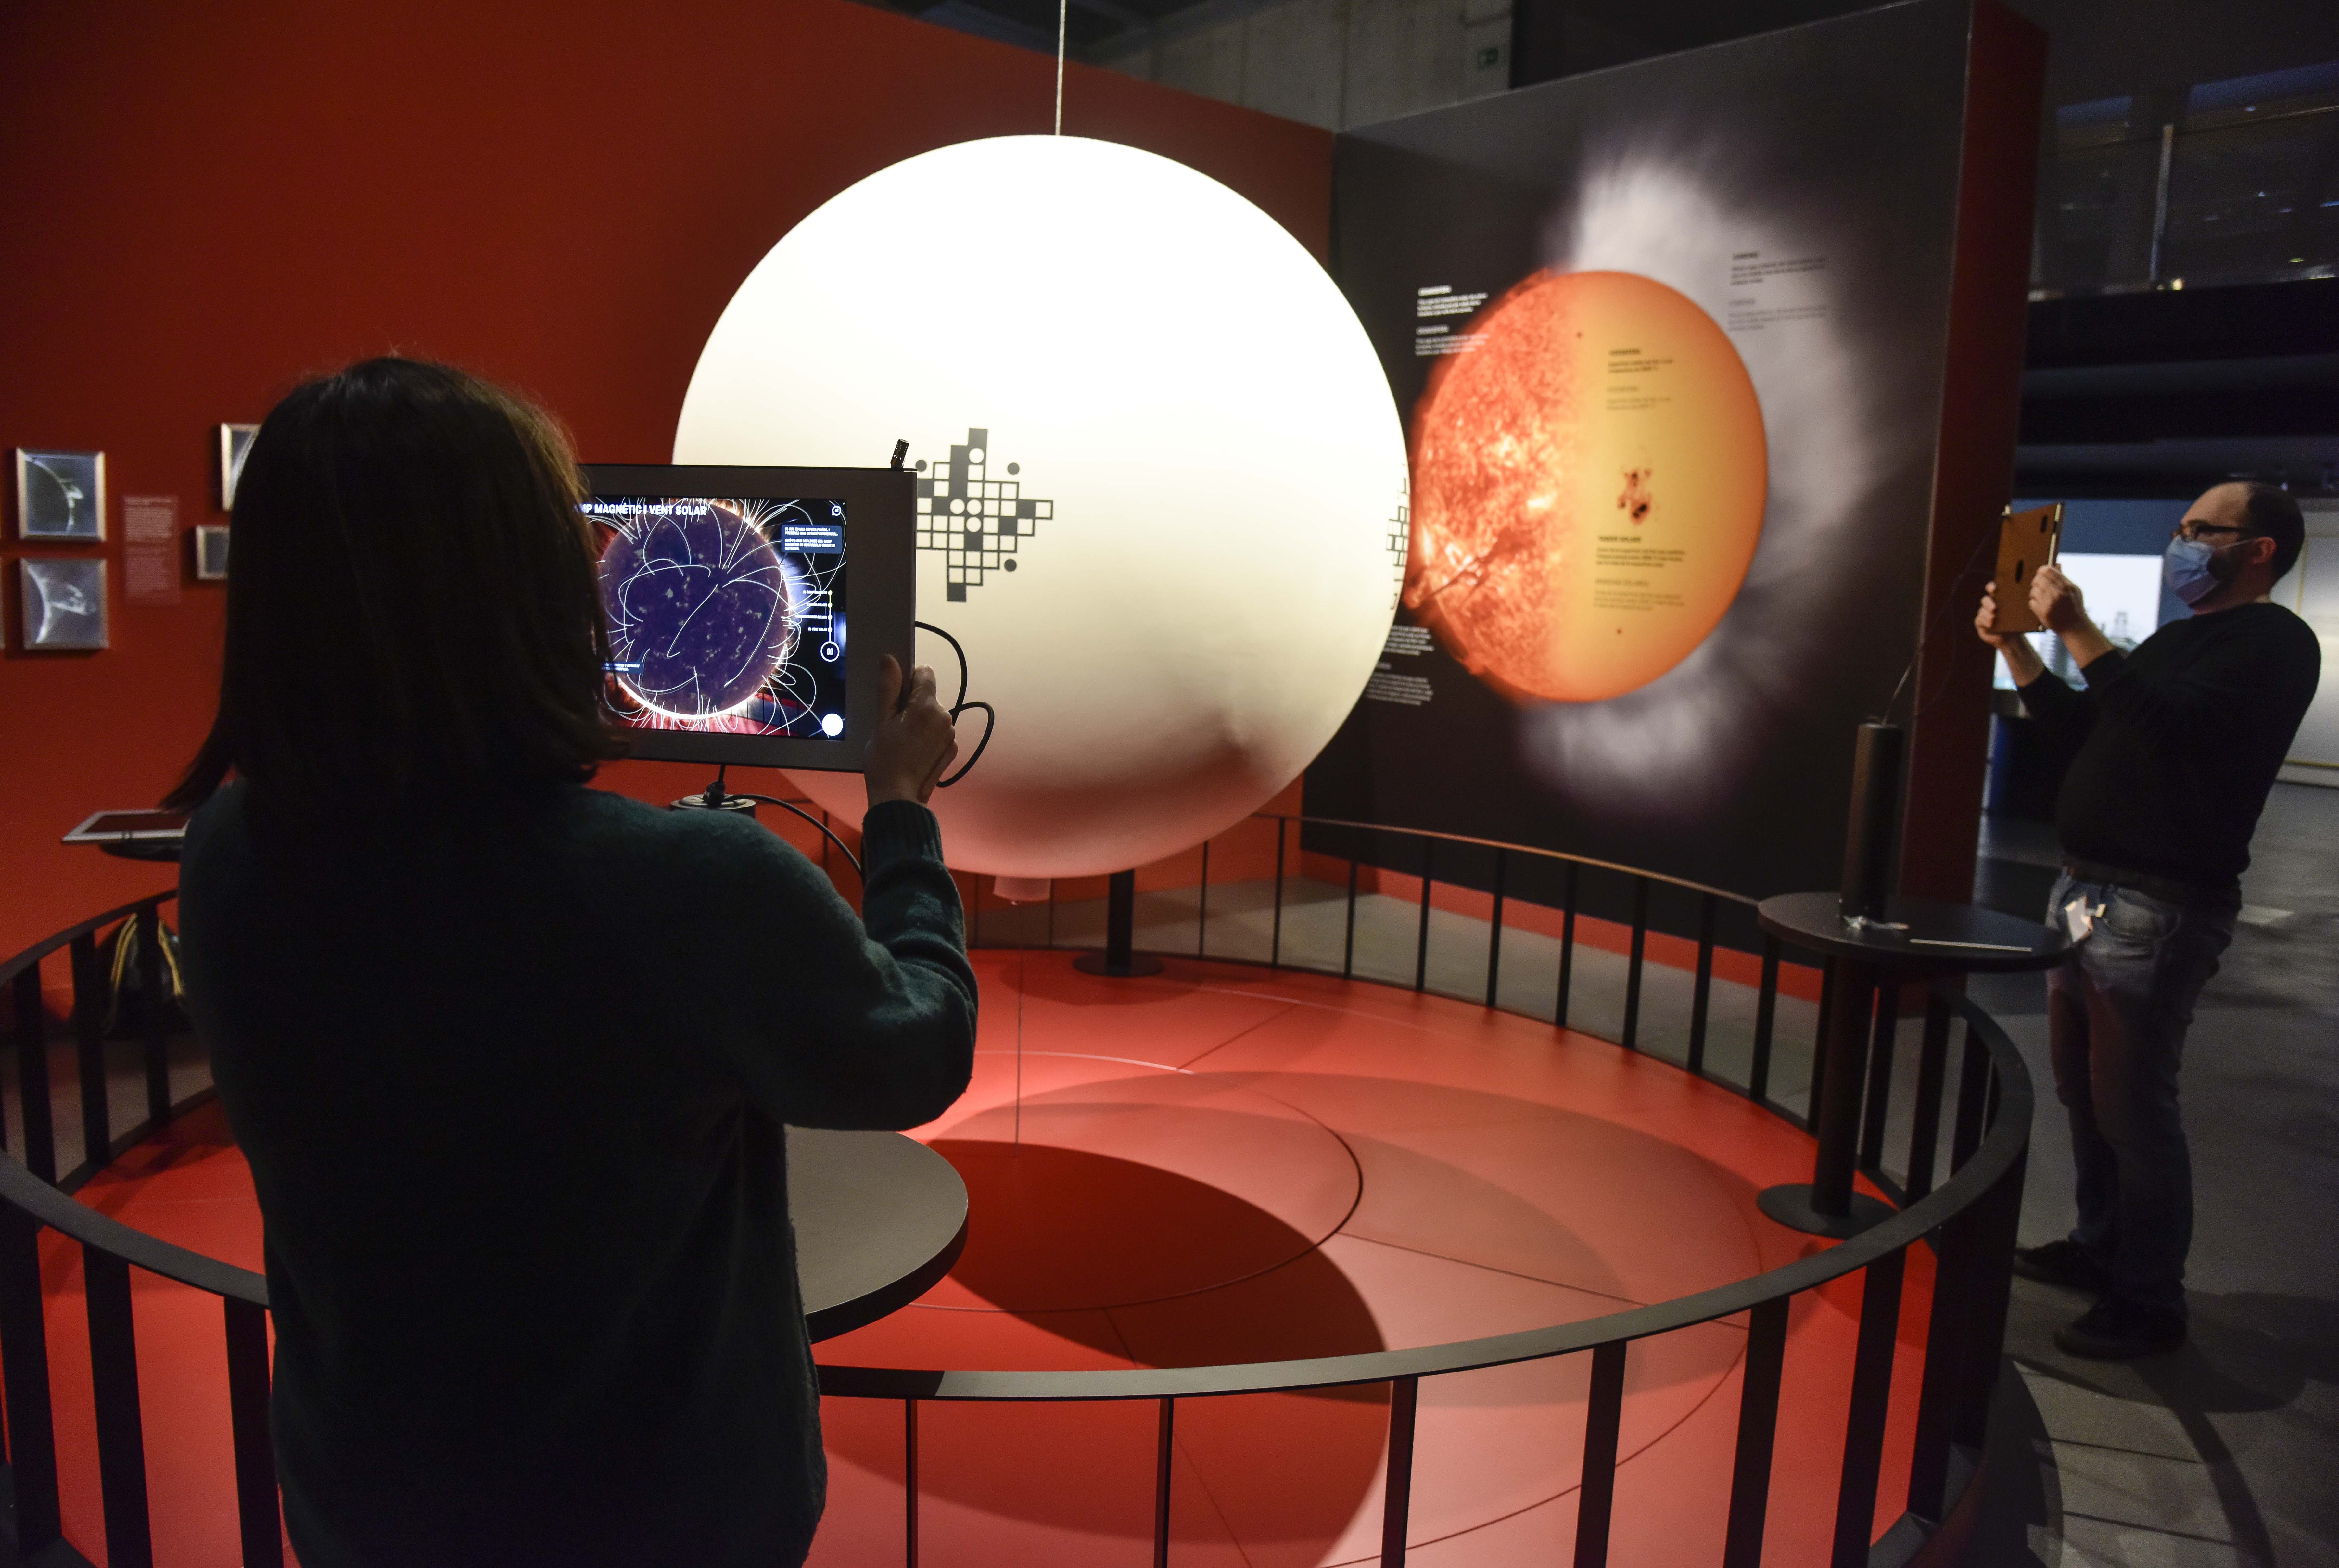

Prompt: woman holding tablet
xmin=168 ymin=358 xmax=973 ymax=1567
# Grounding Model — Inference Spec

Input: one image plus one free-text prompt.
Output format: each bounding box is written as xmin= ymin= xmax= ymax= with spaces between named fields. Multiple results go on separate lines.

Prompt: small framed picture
xmin=218 ymin=424 xmax=259 ymax=510
xmin=15 ymin=449 xmax=106 ymax=540
xmin=194 ymin=525 xmax=231 ymax=581
xmin=19 ymin=557 xmax=108 ymax=649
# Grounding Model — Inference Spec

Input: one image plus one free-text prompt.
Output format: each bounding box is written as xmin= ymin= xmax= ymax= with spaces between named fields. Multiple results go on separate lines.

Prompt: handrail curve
xmin=0 ymin=812 xmax=2033 ymax=1568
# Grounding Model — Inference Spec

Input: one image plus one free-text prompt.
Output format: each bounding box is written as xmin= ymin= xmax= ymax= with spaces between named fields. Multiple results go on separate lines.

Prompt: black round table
xmin=789 ymin=1129 xmax=968 ymax=1341
xmin=1753 ymin=892 xmax=2071 ymax=1239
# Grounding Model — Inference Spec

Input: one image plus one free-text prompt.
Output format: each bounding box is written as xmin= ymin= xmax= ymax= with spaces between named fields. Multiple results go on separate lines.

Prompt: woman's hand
xmin=865 ymin=655 xmax=959 ymax=809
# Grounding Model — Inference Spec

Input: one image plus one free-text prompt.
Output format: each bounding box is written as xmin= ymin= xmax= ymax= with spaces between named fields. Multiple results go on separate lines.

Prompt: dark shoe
xmin=2053 ymin=1297 xmax=2186 ymax=1360
xmin=2012 ymin=1239 xmax=2113 ymax=1293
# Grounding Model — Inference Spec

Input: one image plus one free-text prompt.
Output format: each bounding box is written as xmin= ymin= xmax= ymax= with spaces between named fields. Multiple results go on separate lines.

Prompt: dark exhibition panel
xmin=1306 ymin=0 xmax=2039 ymax=911
xmin=1 ymin=1 xmax=2333 ymax=1566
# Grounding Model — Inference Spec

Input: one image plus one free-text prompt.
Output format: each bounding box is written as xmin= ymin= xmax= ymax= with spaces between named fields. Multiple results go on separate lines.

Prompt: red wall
xmin=0 ymin=0 xmax=1332 ymax=960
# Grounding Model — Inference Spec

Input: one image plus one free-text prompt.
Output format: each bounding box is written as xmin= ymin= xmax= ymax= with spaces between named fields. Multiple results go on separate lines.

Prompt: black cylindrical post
xmin=1838 ymin=723 xmax=1905 ymax=924
xmin=1809 ymin=961 xmax=1876 ymax=1215
xmin=1074 ymin=870 xmax=1162 ymax=978
xmin=1108 ymin=870 xmax=1136 ymax=970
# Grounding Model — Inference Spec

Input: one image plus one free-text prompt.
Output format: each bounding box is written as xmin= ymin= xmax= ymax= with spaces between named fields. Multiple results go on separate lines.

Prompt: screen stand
xmin=1073 ymin=870 xmax=1163 ymax=978
xmin=673 ymin=765 xmax=759 ymax=818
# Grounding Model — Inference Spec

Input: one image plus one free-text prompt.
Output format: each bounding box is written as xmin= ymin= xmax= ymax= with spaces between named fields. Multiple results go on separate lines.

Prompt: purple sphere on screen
xmin=600 ymin=501 xmax=796 ymax=718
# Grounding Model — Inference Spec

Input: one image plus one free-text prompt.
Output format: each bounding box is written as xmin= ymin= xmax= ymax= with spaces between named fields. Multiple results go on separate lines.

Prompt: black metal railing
xmin=0 ymin=891 xmax=280 ymax=1568
xmin=0 ymin=809 xmax=2030 ymax=1568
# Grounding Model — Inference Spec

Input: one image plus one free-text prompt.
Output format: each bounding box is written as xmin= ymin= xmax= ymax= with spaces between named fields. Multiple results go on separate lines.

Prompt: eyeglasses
xmin=2172 ymin=522 xmax=2261 ymax=545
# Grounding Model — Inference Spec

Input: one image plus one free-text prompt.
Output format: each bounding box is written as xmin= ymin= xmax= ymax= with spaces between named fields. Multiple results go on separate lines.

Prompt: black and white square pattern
xmin=912 ymin=427 xmax=1053 ymax=603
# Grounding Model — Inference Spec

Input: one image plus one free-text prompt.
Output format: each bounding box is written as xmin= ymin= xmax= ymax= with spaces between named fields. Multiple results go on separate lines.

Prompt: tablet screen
xmin=581 ymin=496 xmax=850 ymax=743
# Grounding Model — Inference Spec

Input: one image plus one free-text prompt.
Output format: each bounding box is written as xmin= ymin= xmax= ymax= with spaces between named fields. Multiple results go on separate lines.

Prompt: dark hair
xmin=2239 ymin=481 xmax=2305 ymax=580
xmin=167 ymin=358 xmax=623 ymax=826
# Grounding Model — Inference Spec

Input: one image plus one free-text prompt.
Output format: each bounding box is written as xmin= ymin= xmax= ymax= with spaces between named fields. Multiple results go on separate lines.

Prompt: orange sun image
xmin=1405 ymin=269 xmax=1767 ymax=704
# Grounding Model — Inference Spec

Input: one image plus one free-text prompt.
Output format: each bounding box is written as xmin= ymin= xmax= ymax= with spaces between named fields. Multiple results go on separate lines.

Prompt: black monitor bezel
xmin=581 ymin=463 xmax=914 ymax=774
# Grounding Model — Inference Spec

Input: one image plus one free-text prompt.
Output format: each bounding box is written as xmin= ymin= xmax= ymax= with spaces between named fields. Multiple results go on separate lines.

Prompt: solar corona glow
xmin=1408 ymin=270 xmax=1766 ymax=704
xmin=586 ymin=496 xmax=848 ymax=738
xmin=675 ymin=136 xmax=1407 ymax=877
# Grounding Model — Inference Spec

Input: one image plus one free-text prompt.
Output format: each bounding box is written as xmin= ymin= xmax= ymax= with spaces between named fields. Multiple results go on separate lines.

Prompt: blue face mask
xmin=2163 ymin=537 xmax=2225 ymax=605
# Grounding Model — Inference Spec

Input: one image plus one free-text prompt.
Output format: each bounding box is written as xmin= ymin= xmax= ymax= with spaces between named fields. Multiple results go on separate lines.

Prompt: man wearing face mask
xmin=1974 ymin=481 xmax=2317 ymax=1359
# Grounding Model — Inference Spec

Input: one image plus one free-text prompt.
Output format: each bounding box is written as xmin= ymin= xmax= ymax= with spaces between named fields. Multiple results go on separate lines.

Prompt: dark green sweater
xmin=177 ymin=784 xmax=976 ymax=1567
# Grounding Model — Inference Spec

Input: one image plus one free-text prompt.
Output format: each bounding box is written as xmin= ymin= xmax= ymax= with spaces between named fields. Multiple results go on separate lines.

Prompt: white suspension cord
xmin=1054 ymin=0 xmax=1068 ymax=133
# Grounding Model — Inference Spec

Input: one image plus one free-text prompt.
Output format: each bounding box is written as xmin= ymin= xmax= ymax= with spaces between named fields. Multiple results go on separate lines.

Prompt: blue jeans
xmin=2045 ymin=870 xmax=2236 ymax=1315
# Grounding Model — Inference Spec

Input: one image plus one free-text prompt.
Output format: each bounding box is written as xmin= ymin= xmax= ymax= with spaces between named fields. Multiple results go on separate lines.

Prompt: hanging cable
xmin=916 ymin=619 xmax=996 ymax=787
xmin=1054 ymin=0 xmax=1068 ymax=134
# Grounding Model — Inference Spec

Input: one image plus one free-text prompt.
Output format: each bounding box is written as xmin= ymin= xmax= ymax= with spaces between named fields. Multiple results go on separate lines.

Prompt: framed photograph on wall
xmin=194 ymin=524 xmax=231 ymax=581
xmin=15 ymin=449 xmax=106 ymax=540
xmin=19 ymin=557 xmax=108 ymax=649
xmin=218 ymin=423 xmax=258 ymax=510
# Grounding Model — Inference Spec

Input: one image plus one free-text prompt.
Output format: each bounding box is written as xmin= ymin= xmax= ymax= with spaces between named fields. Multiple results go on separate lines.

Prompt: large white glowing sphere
xmin=676 ymin=136 xmax=1406 ymax=877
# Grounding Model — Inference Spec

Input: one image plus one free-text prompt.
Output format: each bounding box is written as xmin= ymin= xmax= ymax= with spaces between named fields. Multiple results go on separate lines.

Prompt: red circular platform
xmin=45 ymin=950 xmax=1922 ymax=1568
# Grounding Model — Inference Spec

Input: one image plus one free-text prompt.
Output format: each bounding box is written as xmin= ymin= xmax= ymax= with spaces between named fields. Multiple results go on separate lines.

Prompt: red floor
xmin=42 ymin=951 xmax=1927 ymax=1567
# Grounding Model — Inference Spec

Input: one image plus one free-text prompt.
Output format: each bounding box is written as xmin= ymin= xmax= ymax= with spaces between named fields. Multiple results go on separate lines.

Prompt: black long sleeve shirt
xmin=178 ymin=784 xmax=976 ymax=1568
xmin=2017 ymin=601 xmax=2319 ymax=892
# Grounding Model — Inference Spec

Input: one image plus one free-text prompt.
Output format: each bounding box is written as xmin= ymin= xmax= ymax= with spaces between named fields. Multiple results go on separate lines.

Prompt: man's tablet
xmin=1992 ymin=503 xmax=2064 ymax=635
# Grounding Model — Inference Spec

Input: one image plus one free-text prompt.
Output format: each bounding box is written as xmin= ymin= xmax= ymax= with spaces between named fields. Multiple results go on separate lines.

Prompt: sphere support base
xmin=1756 ymin=1182 xmax=1896 ymax=1239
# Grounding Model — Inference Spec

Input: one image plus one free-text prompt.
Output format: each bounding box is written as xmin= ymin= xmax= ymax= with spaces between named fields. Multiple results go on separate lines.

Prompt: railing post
xmin=1270 ymin=818 xmax=1287 ymax=968
xmin=1573 ymin=1341 xmax=1628 ymax=1568
xmin=1722 ymin=1296 xmax=1790 ymax=1568
xmin=1858 ymin=981 xmax=1902 ymax=1174
xmin=84 ymin=1245 xmax=155 ymax=1568
xmin=1829 ymin=1250 xmax=1906 ymax=1568
xmin=1620 ymin=877 xmax=1648 ymax=1052
xmin=15 ymin=966 xmax=57 ymax=1183
xmin=1909 ymin=1137 xmax=2029 ymax=1519
xmin=1381 ymin=1375 xmax=1418 ymax=1566
xmin=137 ymin=904 xmax=170 ymax=1129
xmin=1154 ymin=1396 xmax=1175 ymax=1568
xmin=1484 ymin=850 xmax=1506 ymax=1009
xmin=1342 ymin=858 xmax=1360 ymax=979
xmin=1556 ymin=862 xmax=1579 ymax=1029
xmin=71 ymin=931 xmax=109 ymax=1176
xmin=904 ymin=1397 xmax=919 ymax=1568
xmin=1687 ymin=892 xmax=1716 ymax=1076
xmin=1414 ymin=839 xmax=1433 ymax=993
xmin=1950 ymin=1022 xmax=1990 ymax=1169
xmin=1904 ymin=990 xmax=1956 ymax=1200
xmin=0 ymin=1203 xmax=62 ymax=1554
xmin=225 ymin=1296 xmax=284 ymax=1566
xmin=1749 ymin=935 xmax=1780 ymax=1104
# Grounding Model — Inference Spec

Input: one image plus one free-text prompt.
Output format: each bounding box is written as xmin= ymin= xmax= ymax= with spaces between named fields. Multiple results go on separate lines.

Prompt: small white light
xmin=820 ymin=712 xmax=845 ymax=738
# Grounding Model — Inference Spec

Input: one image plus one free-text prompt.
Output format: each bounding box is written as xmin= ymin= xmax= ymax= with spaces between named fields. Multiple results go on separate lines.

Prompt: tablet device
xmin=64 ymin=808 xmax=188 ymax=844
xmin=1990 ymin=503 xmax=2064 ymax=635
xmin=579 ymin=464 xmax=914 ymax=773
